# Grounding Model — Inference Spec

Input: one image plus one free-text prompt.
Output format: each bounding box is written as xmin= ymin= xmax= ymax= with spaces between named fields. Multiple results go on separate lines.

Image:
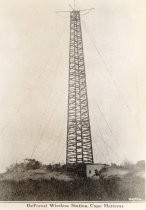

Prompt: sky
xmin=0 ymin=0 xmax=146 ymax=172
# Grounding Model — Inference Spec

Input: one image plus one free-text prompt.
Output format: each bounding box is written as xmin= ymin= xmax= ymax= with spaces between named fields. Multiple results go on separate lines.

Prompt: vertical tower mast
xmin=67 ymin=10 xmax=94 ymax=164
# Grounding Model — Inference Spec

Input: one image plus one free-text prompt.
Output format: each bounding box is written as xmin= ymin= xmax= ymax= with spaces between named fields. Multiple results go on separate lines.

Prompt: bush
xmin=25 ymin=159 xmax=42 ymax=170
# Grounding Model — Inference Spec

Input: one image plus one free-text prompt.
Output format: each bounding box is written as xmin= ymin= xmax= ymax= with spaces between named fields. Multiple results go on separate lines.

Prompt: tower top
xmin=55 ymin=0 xmax=94 ymax=14
xmin=56 ymin=8 xmax=94 ymax=13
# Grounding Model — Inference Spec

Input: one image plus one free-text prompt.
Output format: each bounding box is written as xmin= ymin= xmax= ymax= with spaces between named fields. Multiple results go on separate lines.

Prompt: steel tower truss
xmin=66 ymin=10 xmax=94 ymax=164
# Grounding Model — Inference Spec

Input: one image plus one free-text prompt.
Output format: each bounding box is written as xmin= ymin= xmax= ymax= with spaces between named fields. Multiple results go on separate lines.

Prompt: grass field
xmin=0 ymin=174 xmax=144 ymax=201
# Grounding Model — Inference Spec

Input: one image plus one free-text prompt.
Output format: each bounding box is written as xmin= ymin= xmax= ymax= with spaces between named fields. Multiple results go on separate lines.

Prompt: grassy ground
xmin=0 ymin=174 xmax=145 ymax=201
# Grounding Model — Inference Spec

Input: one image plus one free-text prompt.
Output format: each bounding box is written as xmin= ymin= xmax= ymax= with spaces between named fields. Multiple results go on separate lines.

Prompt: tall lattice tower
xmin=66 ymin=9 xmax=94 ymax=165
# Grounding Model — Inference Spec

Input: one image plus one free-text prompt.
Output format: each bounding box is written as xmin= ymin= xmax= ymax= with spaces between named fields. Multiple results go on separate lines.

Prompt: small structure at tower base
xmin=66 ymin=163 xmax=109 ymax=178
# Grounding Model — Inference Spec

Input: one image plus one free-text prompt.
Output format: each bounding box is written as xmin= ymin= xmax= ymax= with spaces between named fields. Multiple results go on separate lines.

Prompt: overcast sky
xmin=0 ymin=0 xmax=146 ymax=172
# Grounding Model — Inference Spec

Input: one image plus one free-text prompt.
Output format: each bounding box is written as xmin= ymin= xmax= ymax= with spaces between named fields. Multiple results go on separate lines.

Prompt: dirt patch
xmin=102 ymin=167 xmax=129 ymax=178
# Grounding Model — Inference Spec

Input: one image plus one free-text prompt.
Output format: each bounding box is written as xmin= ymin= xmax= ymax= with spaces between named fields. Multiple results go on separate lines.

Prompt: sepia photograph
xmin=0 ymin=0 xmax=145 ymax=206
